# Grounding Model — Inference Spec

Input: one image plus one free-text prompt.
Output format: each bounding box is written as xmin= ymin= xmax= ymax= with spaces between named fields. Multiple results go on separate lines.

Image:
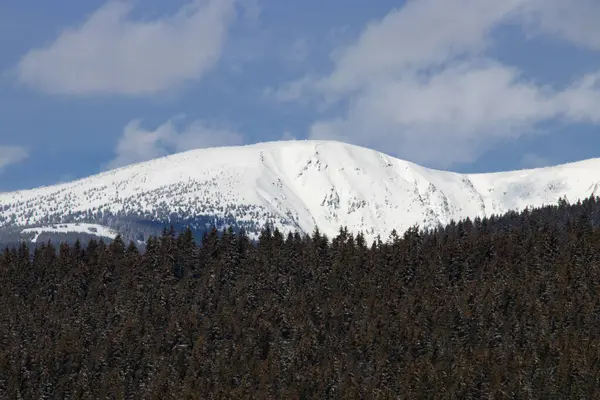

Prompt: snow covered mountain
xmin=0 ymin=140 xmax=598 ymax=245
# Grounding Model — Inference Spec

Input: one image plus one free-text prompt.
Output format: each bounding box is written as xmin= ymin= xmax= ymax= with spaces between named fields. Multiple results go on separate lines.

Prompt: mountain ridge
xmin=0 ymin=140 xmax=598 ymax=244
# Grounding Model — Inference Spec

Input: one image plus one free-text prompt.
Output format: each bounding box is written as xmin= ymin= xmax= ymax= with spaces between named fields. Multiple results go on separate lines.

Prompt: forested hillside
xmin=2 ymin=196 xmax=600 ymax=398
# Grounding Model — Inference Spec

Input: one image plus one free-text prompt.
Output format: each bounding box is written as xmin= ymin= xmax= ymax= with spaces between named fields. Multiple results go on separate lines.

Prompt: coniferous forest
xmin=4 ymin=197 xmax=600 ymax=398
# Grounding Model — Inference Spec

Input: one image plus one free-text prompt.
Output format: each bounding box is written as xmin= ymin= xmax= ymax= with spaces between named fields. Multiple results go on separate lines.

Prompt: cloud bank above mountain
xmin=16 ymin=0 xmax=235 ymax=96
xmin=273 ymin=0 xmax=600 ymax=166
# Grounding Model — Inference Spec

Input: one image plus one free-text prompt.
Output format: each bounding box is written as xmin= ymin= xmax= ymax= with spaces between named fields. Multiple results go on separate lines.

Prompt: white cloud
xmin=275 ymin=0 xmax=600 ymax=167
xmin=309 ymin=61 xmax=568 ymax=166
xmin=556 ymin=72 xmax=600 ymax=123
xmin=521 ymin=153 xmax=551 ymax=169
xmin=16 ymin=0 xmax=235 ymax=95
xmin=321 ymin=0 xmax=527 ymax=96
xmin=108 ymin=118 xmax=244 ymax=169
xmin=521 ymin=0 xmax=600 ymax=50
xmin=281 ymin=130 xmax=296 ymax=141
xmin=265 ymin=75 xmax=315 ymax=103
xmin=57 ymin=173 xmax=76 ymax=184
xmin=285 ymin=38 xmax=310 ymax=64
xmin=0 ymin=146 xmax=29 ymax=174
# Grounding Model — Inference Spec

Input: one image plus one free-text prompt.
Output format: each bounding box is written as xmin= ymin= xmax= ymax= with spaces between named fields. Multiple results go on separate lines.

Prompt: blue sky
xmin=1 ymin=0 xmax=600 ymax=191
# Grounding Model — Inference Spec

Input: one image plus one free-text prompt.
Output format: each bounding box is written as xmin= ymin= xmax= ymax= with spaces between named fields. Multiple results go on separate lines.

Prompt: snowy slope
xmin=21 ymin=223 xmax=118 ymax=243
xmin=0 ymin=140 xmax=598 ymax=242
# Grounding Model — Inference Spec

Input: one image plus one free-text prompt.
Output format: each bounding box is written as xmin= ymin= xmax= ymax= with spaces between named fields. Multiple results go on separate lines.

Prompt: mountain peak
xmin=1 ymin=140 xmax=598 ymax=244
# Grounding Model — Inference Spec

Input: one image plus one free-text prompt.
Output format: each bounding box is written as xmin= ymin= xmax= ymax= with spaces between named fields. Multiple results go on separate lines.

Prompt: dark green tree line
xmin=3 ymin=196 xmax=600 ymax=398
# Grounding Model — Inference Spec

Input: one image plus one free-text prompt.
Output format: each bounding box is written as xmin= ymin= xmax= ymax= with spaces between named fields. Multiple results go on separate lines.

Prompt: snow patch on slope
xmin=22 ymin=223 xmax=119 ymax=243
